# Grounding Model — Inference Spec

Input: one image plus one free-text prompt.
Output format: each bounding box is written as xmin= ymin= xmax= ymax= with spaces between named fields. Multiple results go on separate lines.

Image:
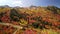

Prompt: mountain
xmin=0 ymin=6 xmax=60 ymax=34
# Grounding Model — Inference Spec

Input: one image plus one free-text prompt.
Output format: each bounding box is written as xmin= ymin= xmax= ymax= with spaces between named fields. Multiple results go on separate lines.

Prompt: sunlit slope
xmin=0 ymin=6 xmax=60 ymax=34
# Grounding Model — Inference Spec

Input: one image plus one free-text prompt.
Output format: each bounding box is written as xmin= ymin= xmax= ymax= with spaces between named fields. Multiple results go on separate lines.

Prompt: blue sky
xmin=0 ymin=0 xmax=60 ymax=7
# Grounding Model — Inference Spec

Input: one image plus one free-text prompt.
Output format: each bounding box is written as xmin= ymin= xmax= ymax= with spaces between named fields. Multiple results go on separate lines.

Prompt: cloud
xmin=0 ymin=0 xmax=23 ymax=7
xmin=12 ymin=1 xmax=23 ymax=6
xmin=0 ymin=0 xmax=7 ymax=5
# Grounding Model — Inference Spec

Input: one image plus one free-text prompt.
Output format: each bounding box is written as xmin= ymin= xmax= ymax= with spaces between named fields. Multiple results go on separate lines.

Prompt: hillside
xmin=0 ymin=6 xmax=60 ymax=34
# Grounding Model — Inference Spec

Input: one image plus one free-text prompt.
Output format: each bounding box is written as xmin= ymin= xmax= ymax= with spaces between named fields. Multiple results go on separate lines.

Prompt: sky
xmin=0 ymin=0 xmax=60 ymax=7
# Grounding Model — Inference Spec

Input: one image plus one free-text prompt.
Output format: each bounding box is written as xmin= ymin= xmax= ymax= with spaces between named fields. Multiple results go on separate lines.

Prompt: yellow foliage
xmin=19 ymin=19 xmax=28 ymax=26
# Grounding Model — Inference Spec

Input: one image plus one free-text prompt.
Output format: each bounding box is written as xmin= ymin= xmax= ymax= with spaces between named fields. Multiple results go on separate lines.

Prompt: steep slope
xmin=0 ymin=6 xmax=60 ymax=34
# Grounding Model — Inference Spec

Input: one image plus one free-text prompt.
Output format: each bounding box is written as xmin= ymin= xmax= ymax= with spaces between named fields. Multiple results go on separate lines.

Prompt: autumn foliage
xmin=0 ymin=6 xmax=60 ymax=34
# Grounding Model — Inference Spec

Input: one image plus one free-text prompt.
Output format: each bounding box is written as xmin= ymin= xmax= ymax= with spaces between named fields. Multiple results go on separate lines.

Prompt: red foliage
xmin=1 ymin=15 xmax=10 ymax=23
xmin=11 ymin=21 xmax=19 ymax=25
xmin=29 ymin=20 xmax=36 ymax=24
xmin=22 ymin=29 xmax=37 ymax=34
xmin=55 ymin=14 xmax=60 ymax=20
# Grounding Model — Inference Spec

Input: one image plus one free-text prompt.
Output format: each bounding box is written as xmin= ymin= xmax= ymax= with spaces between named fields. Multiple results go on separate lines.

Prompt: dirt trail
xmin=0 ymin=22 xmax=23 ymax=29
xmin=0 ymin=22 xmax=23 ymax=34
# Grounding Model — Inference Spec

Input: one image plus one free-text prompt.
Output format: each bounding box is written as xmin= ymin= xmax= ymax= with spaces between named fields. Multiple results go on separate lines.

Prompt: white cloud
xmin=0 ymin=0 xmax=7 ymax=5
xmin=0 ymin=0 xmax=23 ymax=7
xmin=12 ymin=1 xmax=23 ymax=6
